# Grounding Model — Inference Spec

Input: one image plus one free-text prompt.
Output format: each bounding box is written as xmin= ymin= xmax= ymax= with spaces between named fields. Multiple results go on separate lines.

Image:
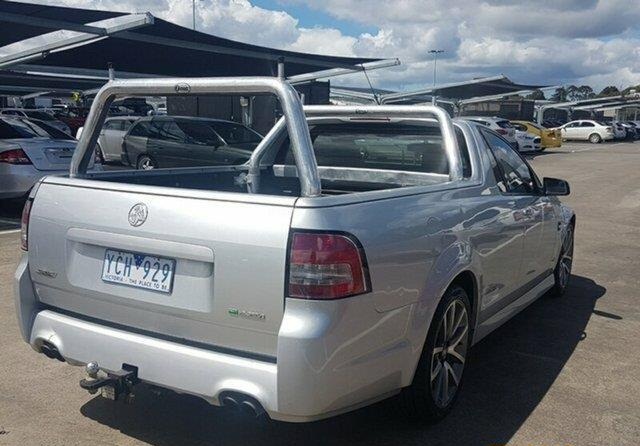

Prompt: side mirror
xmin=544 ymin=177 xmax=570 ymax=196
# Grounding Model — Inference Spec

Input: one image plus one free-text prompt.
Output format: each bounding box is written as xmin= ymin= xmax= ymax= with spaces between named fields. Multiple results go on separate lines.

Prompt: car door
xmin=122 ymin=120 xmax=152 ymax=167
xmin=472 ymin=128 xmax=529 ymax=319
xmin=580 ymin=121 xmax=596 ymax=140
xmin=562 ymin=121 xmax=578 ymax=140
xmin=174 ymin=120 xmax=225 ymax=166
xmin=99 ymin=120 xmax=124 ymax=161
xmin=148 ymin=120 xmax=193 ymax=167
xmin=480 ymin=129 xmax=557 ymax=307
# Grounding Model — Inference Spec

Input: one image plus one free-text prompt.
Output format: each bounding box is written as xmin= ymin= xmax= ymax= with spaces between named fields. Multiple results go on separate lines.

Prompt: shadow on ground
xmin=80 ymin=275 xmax=607 ymax=446
xmin=0 ymin=198 xmax=25 ymax=230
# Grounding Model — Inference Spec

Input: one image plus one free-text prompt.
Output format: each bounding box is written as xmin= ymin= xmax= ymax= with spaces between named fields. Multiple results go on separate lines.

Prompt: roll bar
xmin=70 ymin=77 xmax=322 ymax=197
xmin=247 ymin=104 xmax=464 ymax=187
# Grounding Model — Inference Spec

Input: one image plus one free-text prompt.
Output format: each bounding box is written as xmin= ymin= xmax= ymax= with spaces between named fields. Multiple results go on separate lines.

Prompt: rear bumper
xmin=15 ymin=256 xmax=417 ymax=422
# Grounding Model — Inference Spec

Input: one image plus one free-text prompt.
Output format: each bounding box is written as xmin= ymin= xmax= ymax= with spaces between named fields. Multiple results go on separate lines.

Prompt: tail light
xmin=606 ymin=127 xmax=613 ymax=133
xmin=21 ymin=198 xmax=33 ymax=251
xmin=287 ymin=231 xmax=370 ymax=300
xmin=0 ymin=149 xmax=31 ymax=165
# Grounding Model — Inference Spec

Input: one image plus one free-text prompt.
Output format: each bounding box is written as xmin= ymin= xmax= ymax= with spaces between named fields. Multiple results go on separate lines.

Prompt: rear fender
xmin=403 ymin=240 xmax=481 ymax=385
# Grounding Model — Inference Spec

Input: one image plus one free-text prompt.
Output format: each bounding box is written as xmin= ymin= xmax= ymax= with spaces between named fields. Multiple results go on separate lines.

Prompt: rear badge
xmin=128 ymin=203 xmax=148 ymax=227
xmin=228 ymin=308 xmax=266 ymax=321
xmin=36 ymin=269 xmax=57 ymax=278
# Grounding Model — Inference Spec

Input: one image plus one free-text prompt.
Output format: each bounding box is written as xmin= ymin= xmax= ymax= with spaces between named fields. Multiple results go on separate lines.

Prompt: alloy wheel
xmin=430 ymin=299 xmax=469 ymax=408
xmin=558 ymin=226 xmax=574 ymax=289
xmin=138 ymin=156 xmax=156 ymax=170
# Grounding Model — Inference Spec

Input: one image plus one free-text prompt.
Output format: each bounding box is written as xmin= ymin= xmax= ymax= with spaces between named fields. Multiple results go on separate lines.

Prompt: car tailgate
xmin=27 ymin=180 xmax=295 ymax=358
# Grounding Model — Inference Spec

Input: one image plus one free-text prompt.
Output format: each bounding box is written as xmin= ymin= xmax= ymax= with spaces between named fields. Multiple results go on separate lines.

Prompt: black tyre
xmin=588 ymin=133 xmax=602 ymax=144
xmin=399 ymin=285 xmax=471 ymax=422
xmin=137 ymin=155 xmax=158 ymax=170
xmin=95 ymin=144 xmax=105 ymax=164
xmin=551 ymin=223 xmax=574 ymax=297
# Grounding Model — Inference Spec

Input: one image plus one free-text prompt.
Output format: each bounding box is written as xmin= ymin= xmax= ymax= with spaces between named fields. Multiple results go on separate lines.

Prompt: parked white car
xmin=514 ymin=130 xmax=542 ymax=152
xmin=557 ymin=120 xmax=614 ymax=143
xmin=95 ymin=116 xmax=139 ymax=163
xmin=0 ymin=108 xmax=71 ymax=134
xmin=463 ymin=116 xmax=517 ymax=147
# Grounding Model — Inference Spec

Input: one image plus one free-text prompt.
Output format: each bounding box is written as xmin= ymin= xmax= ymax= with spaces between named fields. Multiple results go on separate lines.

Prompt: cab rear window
xmin=276 ymin=122 xmax=472 ymax=178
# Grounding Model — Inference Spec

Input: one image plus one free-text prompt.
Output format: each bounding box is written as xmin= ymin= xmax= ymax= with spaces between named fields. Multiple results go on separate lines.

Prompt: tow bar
xmin=80 ymin=362 xmax=139 ymax=403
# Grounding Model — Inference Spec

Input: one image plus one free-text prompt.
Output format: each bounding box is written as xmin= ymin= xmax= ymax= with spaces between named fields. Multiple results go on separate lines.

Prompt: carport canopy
xmin=0 ymin=0 xmax=396 ymax=96
xmin=333 ymin=75 xmax=547 ymax=105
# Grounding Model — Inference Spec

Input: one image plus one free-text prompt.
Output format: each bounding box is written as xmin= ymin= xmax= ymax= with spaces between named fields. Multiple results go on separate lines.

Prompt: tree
xmin=526 ymin=89 xmax=546 ymax=100
xmin=577 ymin=85 xmax=595 ymax=100
xmin=551 ymin=87 xmax=568 ymax=102
xmin=598 ymin=86 xmax=620 ymax=97
xmin=565 ymin=85 xmax=595 ymax=101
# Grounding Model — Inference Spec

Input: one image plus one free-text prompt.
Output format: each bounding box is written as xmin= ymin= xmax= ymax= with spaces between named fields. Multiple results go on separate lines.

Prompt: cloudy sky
xmin=14 ymin=0 xmax=640 ymax=92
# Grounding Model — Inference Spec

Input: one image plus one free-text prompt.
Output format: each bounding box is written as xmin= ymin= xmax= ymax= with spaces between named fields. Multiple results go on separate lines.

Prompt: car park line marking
xmin=0 ymin=229 xmax=21 ymax=235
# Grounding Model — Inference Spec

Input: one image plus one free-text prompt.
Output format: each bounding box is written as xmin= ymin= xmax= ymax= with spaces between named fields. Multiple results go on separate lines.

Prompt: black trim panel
xmin=479 ymin=269 xmax=552 ymax=324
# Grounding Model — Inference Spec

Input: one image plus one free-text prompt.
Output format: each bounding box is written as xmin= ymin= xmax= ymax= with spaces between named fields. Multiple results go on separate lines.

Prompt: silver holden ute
xmin=15 ymin=77 xmax=575 ymax=423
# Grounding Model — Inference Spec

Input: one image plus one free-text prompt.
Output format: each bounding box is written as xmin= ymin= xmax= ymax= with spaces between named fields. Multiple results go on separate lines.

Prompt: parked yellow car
xmin=511 ymin=120 xmax=562 ymax=149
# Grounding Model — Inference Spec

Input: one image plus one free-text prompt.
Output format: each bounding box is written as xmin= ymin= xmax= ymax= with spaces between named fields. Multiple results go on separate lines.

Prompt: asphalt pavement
xmin=0 ymin=141 xmax=639 ymax=445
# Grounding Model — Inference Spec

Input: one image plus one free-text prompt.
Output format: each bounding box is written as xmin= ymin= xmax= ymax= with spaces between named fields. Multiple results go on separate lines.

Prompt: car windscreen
xmin=24 ymin=111 xmax=55 ymax=121
xmin=277 ymin=122 xmax=471 ymax=177
xmin=208 ymin=121 xmax=262 ymax=145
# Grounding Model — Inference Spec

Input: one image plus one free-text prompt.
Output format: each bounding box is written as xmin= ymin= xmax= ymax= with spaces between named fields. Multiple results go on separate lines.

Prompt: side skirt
xmin=472 ymin=274 xmax=555 ymax=345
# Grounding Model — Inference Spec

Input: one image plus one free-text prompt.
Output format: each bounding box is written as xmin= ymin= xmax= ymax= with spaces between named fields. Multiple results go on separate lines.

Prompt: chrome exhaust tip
xmin=40 ymin=341 xmax=64 ymax=362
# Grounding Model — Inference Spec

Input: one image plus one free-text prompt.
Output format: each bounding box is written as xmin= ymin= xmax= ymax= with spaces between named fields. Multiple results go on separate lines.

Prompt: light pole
xmin=428 ymin=49 xmax=445 ymax=87
xmin=192 ymin=0 xmax=198 ymax=30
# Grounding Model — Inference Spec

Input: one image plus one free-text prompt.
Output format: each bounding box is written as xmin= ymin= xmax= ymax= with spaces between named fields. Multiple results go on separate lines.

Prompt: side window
xmin=158 ymin=121 xmax=187 ymax=142
xmin=103 ymin=120 xmax=119 ymax=131
xmin=480 ymin=128 xmax=538 ymax=195
xmin=565 ymin=122 xmax=577 ymax=128
xmin=122 ymin=120 xmax=135 ymax=131
xmin=581 ymin=122 xmax=595 ymax=127
xmin=128 ymin=121 xmax=152 ymax=137
xmin=455 ymin=127 xmax=472 ymax=178
xmin=513 ymin=123 xmax=527 ymax=132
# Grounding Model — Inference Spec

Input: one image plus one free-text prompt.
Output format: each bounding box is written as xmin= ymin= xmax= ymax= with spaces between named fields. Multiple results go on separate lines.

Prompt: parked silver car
xmin=0 ymin=117 xmax=92 ymax=199
xmin=0 ymin=108 xmax=71 ymax=134
xmin=15 ymin=77 xmax=575 ymax=423
xmin=95 ymin=116 xmax=139 ymax=163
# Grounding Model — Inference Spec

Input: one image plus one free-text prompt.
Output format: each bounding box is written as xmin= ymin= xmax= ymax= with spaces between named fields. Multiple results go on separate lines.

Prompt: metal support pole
xmin=192 ymin=0 xmax=196 ymax=30
xmin=277 ymin=57 xmax=285 ymax=79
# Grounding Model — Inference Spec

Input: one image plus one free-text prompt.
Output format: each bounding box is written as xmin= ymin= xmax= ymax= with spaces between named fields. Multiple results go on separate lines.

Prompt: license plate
xmin=101 ymin=249 xmax=175 ymax=294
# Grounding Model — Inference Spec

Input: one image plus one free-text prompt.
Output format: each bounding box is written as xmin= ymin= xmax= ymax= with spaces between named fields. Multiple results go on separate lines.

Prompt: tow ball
xmin=80 ymin=362 xmax=139 ymax=403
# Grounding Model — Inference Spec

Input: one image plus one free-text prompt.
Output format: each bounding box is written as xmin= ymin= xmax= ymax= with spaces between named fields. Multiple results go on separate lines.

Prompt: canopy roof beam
xmin=0 ymin=10 xmax=109 ymax=35
xmin=0 ymin=12 xmax=154 ymax=70
xmin=287 ymin=59 xmax=400 ymax=85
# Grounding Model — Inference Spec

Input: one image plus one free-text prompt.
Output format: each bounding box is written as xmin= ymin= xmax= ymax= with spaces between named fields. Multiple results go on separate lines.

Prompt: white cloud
xmin=6 ymin=0 xmax=640 ymax=91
